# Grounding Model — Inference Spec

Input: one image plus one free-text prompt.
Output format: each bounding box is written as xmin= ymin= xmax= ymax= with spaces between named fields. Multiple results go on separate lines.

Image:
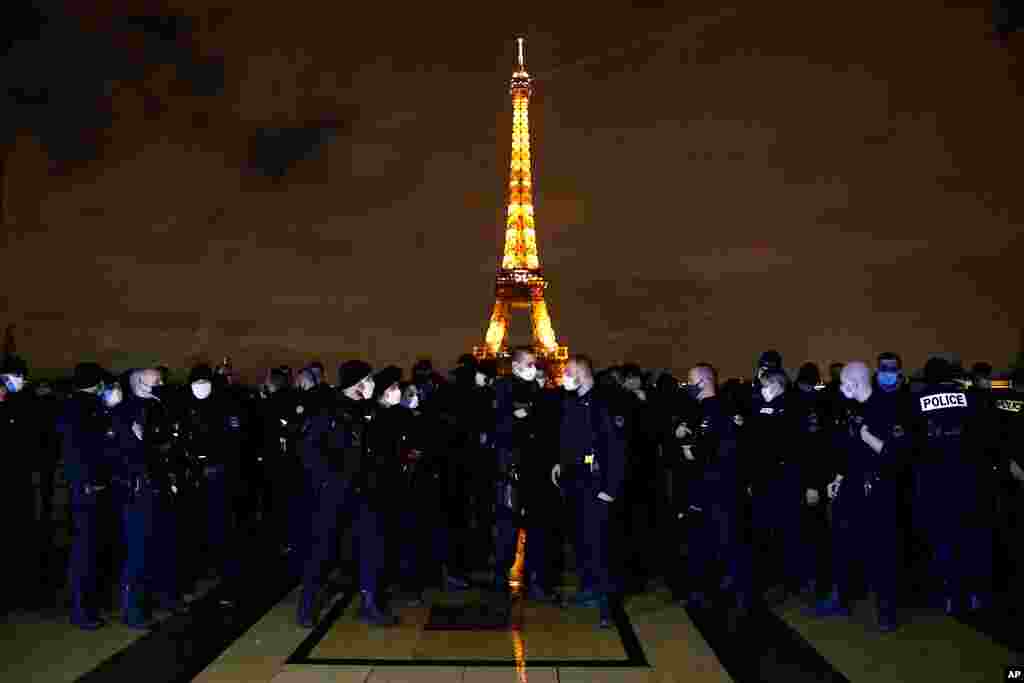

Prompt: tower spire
xmin=502 ymin=37 xmax=537 ymax=271
xmin=517 ymin=36 xmax=526 ymax=71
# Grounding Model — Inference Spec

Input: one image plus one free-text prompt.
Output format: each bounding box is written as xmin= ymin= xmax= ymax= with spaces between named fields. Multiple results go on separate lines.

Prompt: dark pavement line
xmin=75 ymin=555 xmax=299 ymax=683
xmin=685 ymin=603 xmax=850 ymax=683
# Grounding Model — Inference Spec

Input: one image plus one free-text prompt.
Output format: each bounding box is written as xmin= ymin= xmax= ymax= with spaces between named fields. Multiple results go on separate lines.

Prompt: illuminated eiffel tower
xmin=474 ymin=38 xmax=568 ymax=376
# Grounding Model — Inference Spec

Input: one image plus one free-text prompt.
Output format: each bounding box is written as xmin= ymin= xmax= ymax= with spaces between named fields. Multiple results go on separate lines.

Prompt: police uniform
xmin=1 ymin=373 xmax=39 ymax=613
xmin=789 ymin=386 xmax=835 ymax=601
xmin=991 ymin=388 xmax=1024 ymax=607
xmin=818 ymin=389 xmax=909 ymax=630
xmin=558 ymin=384 xmax=626 ymax=623
xmin=683 ymin=394 xmax=743 ymax=608
xmin=912 ymin=381 xmax=992 ymax=612
xmin=297 ymin=361 xmax=395 ymax=628
xmin=493 ymin=374 xmax=545 ymax=593
xmin=176 ymin=366 xmax=245 ymax=603
xmin=109 ymin=392 xmax=159 ymax=628
xmin=123 ymin=390 xmax=187 ymax=613
xmin=745 ymin=392 xmax=808 ymax=601
xmin=56 ymin=368 xmax=114 ymax=630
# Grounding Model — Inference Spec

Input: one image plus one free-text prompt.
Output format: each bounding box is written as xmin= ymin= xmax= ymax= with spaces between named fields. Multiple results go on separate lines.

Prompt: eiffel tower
xmin=474 ymin=38 xmax=568 ymax=377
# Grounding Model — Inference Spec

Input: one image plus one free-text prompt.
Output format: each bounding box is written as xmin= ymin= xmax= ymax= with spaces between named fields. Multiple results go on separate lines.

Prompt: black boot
xmin=71 ymin=590 xmax=106 ymax=630
xmin=358 ymin=591 xmax=398 ymax=626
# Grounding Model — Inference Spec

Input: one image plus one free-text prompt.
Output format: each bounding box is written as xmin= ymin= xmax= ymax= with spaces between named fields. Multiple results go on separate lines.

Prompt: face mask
xmin=384 ymin=387 xmax=401 ymax=406
xmin=191 ymin=380 xmax=212 ymax=400
xmin=562 ymin=375 xmax=578 ymax=392
xmin=101 ymin=386 xmax=122 ymax=407
xmin=877 ymin=371 xmax=900 ymax=389
xmin=761 ymin=386 xmax=775 ymax=403
xmin=685 ymin=383 xmax=702 ymax=400
xmin=361 ymin=380 xmax=375 ymax=400
xmin=475 ymin=372 xmax=487 ymax=388
xmin=2 ymin=375 xmax=25 ymax=393
xmin=536 ymin=376 xmax=546 ymax=388
xmin=403 ymin=394 xmax=420 ymax=410
xmin=515 ymin=365 xmax=537 ymax=382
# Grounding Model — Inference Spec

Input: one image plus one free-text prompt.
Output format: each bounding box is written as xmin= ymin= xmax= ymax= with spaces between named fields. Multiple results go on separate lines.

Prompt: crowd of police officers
xmin=1 ymin=347 xmax=1022 ymax=634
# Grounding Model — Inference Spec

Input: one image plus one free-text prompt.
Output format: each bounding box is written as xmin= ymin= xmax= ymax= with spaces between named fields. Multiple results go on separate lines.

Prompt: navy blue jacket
xmin=832 ymin=389 xmax=911 ymax=497
xmin=557 ymin=386 xmax=626 ymax=500
xmin=56 ymin=392 xmax=108 ymax=486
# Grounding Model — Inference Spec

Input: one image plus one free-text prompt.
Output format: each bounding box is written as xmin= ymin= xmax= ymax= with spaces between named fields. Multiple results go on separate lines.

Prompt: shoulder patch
xmin=920 ymin=393 xmax=967 ymax=412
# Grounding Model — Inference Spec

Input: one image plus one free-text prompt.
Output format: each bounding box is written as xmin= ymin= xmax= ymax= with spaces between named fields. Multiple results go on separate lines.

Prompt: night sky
xmin=2 ymin=2 xmax=1022 ymax=381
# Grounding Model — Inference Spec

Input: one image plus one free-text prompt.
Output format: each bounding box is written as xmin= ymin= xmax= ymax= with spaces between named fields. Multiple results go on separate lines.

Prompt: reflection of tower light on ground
xmin=511 ymin=626 xmax=528 ymax=682
xmin=509 ymin=528 xmax=526 ymax=595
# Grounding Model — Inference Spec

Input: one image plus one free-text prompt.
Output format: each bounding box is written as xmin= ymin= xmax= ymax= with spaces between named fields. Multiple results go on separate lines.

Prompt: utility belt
xmin=112 ymin=474 xmax=163 ymax=499
xmin=564 ymin=454 xmax=602 ymax=478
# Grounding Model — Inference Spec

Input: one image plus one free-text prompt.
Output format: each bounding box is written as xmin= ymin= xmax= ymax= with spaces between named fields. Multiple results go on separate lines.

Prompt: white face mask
xmin=475 ymin=372 xmax=487 ymax=388
xmin=384 ymin=386 xmax=401 ymax=406
xmin=361 ymin=380 xmax=375 ymax=400
xmin=562 ymin=375 xmax=578 ymax=392
xmin=406 ymin=395 xmax=419 ymax=410
xmin=515 ymin=365 xmax=537 ymax=382
xmin=191 ymin=380 xmax=212 ymax=400
xmin=761 ymin=386 xmax=774 ymax=403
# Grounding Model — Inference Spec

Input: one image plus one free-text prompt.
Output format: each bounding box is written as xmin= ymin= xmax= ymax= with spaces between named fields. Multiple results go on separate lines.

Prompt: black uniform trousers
xmin=563 ymin=465 xmax=613 ymax=596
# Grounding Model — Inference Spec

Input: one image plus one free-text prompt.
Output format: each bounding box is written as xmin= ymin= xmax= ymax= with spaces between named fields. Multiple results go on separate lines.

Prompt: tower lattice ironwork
xmin=474 ymin=38 xmax=568 ymax=372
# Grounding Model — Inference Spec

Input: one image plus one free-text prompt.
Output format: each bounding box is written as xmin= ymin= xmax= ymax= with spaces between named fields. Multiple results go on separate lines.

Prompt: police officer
xmin=125 ymin=368 xmax=188 ymax=614
xmin=1 ymin=354 xmax=37 ymax=613
xmin=621 ymin=364 xmax=658 ymax=593
xmin=255 ymin=368 xmax=299 ymax=556
xmin=493 ymin=348 xmax=545 ymax=597
xmin=814 ymin=361 xmax=908 ymax=632
xmin=676 ymin=363 xmax=744 ymax=610
xmin=790 ymin=362 xmax=833 ymax=602
xmin=103 ymin=375 xmax=155 ymax=628
xmin=56 ymin=362 xmax=115 ymax=629
xmin=745 ymin=368 xmax=807 ymax=605
xmin=297 ymin=360 xmax=396 ymax=628
xmin=178 ymin=363 xmax=245 ymax=607
xmin=912 ymin=357 xmax=992 ymax=614
xmin=467 ymin=359 xmax=498 ymax=575
xmin=663 ymin=375 xmax=702 ymax=604
xmin=992 ymin=369 xmax=1024 ymax=611
xmin=552 ymin=355 xmax=626 ymax=628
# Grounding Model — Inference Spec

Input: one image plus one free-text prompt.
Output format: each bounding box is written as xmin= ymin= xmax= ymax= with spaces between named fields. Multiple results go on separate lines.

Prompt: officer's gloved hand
xmin=682 ymin=445 xmax=695 ymax=461
xmin=513 ymin=408 xmax=528 ymax=419
xmin=826 ymin=475 xmax=843 ymax=499
xmin=806 ymin=488 xmax=820 ymax=505
xmin=675 ymin=424 xmax=692 ymax=440
xmin=597 ymin=491 xmax=614 ymax=503
xmin=550 ymin=464 xmax=561 ymax=488
xmin=132 ymin=422 xmax=144 ymax=441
